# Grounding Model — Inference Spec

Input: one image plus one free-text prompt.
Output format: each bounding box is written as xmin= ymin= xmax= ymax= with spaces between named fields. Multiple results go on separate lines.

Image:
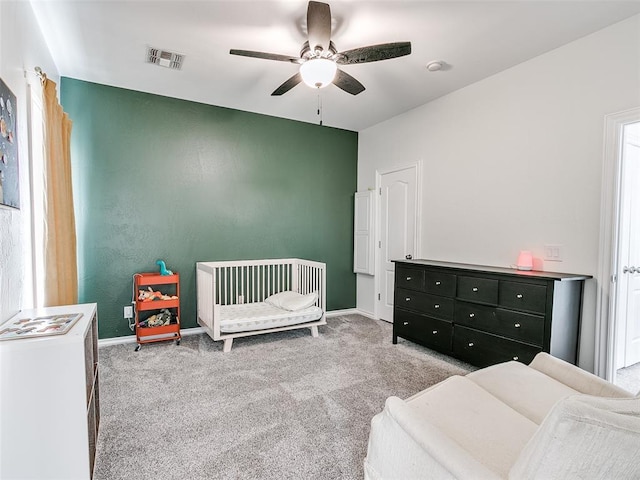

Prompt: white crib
xmin=196 ymin=259 xmax=326 ymax=352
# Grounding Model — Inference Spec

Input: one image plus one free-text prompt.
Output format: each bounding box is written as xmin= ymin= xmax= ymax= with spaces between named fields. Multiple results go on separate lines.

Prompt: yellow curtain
xmin=43 ymin=78 xmax=78 ymax=306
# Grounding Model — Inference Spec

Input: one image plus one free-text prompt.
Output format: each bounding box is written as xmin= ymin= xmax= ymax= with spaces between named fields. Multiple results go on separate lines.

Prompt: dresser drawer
xmin=495 ymin=309 xmax=545 ymax=346
xmin=396 ymin=266 xmax=425 ymax=292
xmin=424 ymin=271 xmax=456 ymax=297
xmin=457 ymin=276 xmax=498 ymax=305
xmin=394 ymin=309 xmax=453 ymax=353
xmin=499 ymin=281 xmax=547 ymax=314
xmin=455 ymin=301 xmax=545 ymax=346
xmin=396 ymin=288 xmax=454 ymax=320
xmin=452 ymin=325 xmax=541 ymax=368
xmin=454 ymin=301 xmax=496 ymax=329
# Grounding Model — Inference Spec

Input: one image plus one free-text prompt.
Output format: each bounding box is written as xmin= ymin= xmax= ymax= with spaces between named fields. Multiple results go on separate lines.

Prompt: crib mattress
xmin=219 ymin=302 xmax=323 ymax=333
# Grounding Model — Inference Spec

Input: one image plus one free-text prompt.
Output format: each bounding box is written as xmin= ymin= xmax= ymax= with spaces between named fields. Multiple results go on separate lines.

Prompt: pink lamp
xmin=516 ymin=250 xmax=534 ymax=271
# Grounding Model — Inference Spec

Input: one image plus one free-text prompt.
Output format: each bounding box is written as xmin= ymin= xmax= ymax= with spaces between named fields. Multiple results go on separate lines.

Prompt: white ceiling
xmin=30 ymin=1 xmax=640 ymax=132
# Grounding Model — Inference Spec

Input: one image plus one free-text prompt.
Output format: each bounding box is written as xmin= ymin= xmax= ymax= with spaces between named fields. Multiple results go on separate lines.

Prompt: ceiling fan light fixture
xmin=300 ymin=58 xmax=337 ymax=89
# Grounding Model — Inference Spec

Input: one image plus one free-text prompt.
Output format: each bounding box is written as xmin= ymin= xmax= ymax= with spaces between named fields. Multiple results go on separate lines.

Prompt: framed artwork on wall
xmin=0 ymin=78 xmax=19 ymax=209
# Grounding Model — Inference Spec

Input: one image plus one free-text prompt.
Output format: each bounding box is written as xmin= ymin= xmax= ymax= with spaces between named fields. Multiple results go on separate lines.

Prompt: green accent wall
xmin=61 ymin=78 xmax=358 ymax=339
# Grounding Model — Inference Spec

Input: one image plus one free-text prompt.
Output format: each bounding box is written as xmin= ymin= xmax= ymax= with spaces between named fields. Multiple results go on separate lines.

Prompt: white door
xmin=617 ymin=122 xmax=640 ymax=368
xmin=377 ymin=166 xmax=418 ymax=322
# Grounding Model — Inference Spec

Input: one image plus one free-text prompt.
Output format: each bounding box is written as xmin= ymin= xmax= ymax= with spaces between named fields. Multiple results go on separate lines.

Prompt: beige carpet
xmin=94 ymin=314 xmax=472 ymax=480
xmin=616 ymin=362 xmax=640 ymax=395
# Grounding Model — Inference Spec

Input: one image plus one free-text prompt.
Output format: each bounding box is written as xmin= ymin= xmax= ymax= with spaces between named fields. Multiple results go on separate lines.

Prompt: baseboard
xmin=98 ymin=326 xmax=205 ymax=347
xmin=325 ymin=308 xmax=358 ymax=317
xmin=354 ymin=309 xmax=377 ymax=320
xmin=99 ymin=311 xmax=376 ymax=346
xmin=325 ymin=308 xmax=379 ymax=319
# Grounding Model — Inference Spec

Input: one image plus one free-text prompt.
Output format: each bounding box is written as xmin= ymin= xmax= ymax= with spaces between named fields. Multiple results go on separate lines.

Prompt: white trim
xmin=373 ymin=161 xmax=423 ymax=320
xmin=98 ymin=309 xmax=375 ymax=347
xmin=595 ymin=106 xmax=640 ymax=379
xmin=326 ymin=308 xmax=366 ymax=318
xmin=98 ymin=326 xmax=205 ymax=347
xmin=353 ymin=308 xmax=377 ymax=320
xmin=96 ymin=336 xmax=130 ymax=347
xmin=353 ymin=191 xmax=376 ymax=275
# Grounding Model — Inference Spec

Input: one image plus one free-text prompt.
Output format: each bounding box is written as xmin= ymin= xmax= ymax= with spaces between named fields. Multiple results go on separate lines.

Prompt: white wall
xmin=357 ymin=15 xmax=640 ymax=372
xmin=0 ymin=2 xmax=59 ymax=322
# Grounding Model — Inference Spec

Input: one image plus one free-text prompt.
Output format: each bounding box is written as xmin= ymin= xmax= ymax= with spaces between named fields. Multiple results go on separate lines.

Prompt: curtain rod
xmin=34 ymin=66 xmax=46 ymax=82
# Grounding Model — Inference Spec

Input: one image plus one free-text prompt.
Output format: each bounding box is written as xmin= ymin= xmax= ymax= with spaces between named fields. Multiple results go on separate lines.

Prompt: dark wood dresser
xmin=393 ymin=259 xmax=591 ymax=367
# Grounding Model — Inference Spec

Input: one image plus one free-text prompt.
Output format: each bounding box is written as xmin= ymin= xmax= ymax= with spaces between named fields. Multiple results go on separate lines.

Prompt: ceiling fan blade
xmin=230 ymin=49 xmax=300 ymax=63
xmin=336 ymin=42 xmax=412 ymax=65
xmin=333 ymin=69 xmax=365 ymax=96
xmin=271 ymin=72 xmax=303 ymax=96
xmin=307 ymin=1 xmax=331 ymax=53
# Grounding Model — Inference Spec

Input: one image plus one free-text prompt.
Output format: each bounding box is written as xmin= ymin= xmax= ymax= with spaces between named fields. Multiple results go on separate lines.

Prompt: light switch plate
xmin=544 ymin=244 xmax=563 ymax=262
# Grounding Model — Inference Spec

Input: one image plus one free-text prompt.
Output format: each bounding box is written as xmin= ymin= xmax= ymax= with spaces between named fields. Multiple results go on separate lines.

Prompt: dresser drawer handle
xmin=468 ymin=342 xmax=474 ymax=347
xmin=435 ymin=281 xmax=441 ymax=286
xmin=472 ymin=287 xmax=478 ymax=292
xmin=405 ymin=297 xmax=411 ymax=301
xmin=434 ymin=304 xmax=440 ymax=309
xmin=469 ymin=313 xmax=475 ymax=318
xmin=403 ymin=321 xmax=409 ymax=326
xmin=514 ymin=323 xmax=521 ymax=328
xmin=406 ymin=276 xmax=412 ymax=281
xmin=513 ymin=356 xmax=519 ymax=361
xmin=432 ymin=330 xmax=438 ymax=335
xmin=516 ymin=293 xmax=523 ymax=299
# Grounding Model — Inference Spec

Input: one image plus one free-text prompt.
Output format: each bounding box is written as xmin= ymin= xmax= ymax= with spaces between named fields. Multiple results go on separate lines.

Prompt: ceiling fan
xmin=230 ymin=1 xmax=411 ymax=96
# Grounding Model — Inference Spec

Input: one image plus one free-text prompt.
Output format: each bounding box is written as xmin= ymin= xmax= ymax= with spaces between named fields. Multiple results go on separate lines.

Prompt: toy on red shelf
xmin=137 ymin=287 xmax=178 ymax=302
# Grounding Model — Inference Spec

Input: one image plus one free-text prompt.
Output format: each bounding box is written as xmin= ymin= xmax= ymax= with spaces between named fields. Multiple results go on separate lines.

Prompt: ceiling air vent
xmin=146 ymin=47 xmax=184 ymax=70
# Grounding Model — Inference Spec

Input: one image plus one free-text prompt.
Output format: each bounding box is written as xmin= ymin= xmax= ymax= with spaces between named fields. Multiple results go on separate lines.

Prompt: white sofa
xmin=365 ymin=353 xmax=640 ymax=480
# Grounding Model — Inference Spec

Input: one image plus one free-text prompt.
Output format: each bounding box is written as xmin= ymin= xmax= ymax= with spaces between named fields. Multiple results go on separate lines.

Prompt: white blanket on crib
xmin=219 ymin=302 xmax=323 ymax=333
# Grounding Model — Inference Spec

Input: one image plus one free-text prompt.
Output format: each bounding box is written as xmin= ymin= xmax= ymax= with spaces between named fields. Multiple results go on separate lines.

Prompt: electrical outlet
xmin=124 ymin=305 xmax=133 ymax=319
xmin=544 ymin=244 xmax=563 ymax=262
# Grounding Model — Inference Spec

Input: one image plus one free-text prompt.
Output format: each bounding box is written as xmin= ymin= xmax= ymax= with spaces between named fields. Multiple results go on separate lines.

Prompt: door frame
xmin=595 ymin=107 xmax=640 ymax=380
xmin=374 ymin=161 xmax=422 ymax=320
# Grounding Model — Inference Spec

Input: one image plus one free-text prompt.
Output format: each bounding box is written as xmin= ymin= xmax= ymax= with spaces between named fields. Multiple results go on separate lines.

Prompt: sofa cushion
xmin=406 ymin=375 xmax=538 ymax=478
xmin=467 ymin=360 xmax=580 ymax=424
xmin=509 ymin=394 xmax=640 ymax=479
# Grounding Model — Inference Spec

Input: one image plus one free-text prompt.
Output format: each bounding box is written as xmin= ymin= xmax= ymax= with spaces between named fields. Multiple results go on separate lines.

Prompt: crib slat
xmin=253 ymin=265 xmax=257 ymax=303
xmin=241 ymin=265 xmax=245 ymax=303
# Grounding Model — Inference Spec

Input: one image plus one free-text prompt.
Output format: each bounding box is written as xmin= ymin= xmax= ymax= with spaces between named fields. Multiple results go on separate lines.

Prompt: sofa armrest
xmin=529 ymin=353 xmax=634 ymax=398
xmin=365 ymin=396 xmax=502 ymax=480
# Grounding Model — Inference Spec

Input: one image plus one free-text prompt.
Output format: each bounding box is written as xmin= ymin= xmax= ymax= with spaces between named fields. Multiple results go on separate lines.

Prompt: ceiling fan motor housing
xmin=300 ymin=41 xmax=337 ymax=60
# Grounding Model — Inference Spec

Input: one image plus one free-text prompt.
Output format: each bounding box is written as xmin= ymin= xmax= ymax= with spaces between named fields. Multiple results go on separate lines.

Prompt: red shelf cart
xmin=134 ymin=272 xmax=181 ymax=351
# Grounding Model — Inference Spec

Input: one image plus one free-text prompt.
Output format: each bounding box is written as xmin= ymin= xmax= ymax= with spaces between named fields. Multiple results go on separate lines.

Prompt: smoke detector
xmin=146 ymin=47 xmax=184 ymax=70
xmin=426 ymin=61 xmax=444 ymax=72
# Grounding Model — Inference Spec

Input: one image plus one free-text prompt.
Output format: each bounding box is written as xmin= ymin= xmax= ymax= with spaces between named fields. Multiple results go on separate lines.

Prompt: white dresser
xmin=0 ymin=303 xmax=99 ymax=479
